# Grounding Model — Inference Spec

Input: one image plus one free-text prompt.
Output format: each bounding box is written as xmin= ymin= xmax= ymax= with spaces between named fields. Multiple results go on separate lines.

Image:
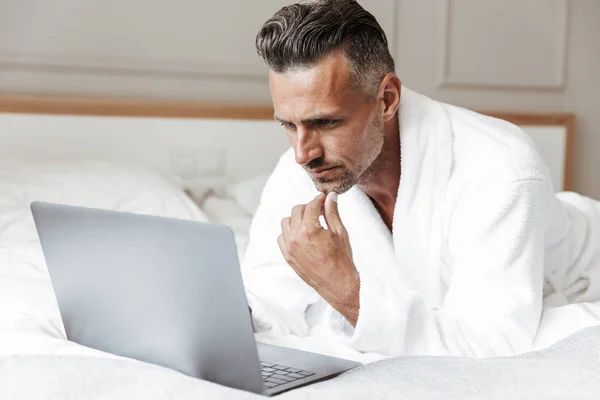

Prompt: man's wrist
xmin=344 ymin=272 xmax=360 ymax=326
xmin=325 ymin=270 xmax=360 ymax=327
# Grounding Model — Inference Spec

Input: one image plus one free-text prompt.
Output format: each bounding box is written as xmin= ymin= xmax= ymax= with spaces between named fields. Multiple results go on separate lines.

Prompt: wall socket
xmin=169 ymin=147 xmax=226 ymax=179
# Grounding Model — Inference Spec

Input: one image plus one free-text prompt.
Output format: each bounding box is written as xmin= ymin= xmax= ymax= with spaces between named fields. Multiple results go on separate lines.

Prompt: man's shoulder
xmin=444 ymin=102 xmax=535 ymax=152
xmin=443 ymin=103 xmax=553 ymax=184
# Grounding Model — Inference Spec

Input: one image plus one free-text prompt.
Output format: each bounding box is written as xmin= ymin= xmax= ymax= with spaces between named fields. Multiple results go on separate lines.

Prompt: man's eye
xmin=317 ymin=119 xmax=338 ymax=127
xmin=280 ymin=122 xmax=296 ymax=130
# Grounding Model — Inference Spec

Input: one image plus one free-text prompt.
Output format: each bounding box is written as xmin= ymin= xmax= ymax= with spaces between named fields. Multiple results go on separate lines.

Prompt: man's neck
xmin=357 ymin=116 xmax=401 ymax=231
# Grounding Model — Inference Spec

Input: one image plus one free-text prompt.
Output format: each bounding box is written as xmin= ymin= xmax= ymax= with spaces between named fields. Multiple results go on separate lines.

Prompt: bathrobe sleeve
xmin=347 ymin=178 xmax=550 ymax=357
xmin=241 ymin=153 xmax=321 ymax=336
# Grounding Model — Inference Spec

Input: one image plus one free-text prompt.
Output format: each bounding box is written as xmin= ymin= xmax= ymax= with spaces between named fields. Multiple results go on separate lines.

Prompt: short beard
xmin=356 ymin=133 xmax=392 ymax=186
xmin=312 ymin=116 xmax=387 ymax=195
xmin=314 ymin=168 xmax=356 ymax=195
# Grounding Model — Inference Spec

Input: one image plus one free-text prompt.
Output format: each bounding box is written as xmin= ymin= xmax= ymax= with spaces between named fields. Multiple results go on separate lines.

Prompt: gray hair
xmin=255 ymin=0 xmax=395 ymax=98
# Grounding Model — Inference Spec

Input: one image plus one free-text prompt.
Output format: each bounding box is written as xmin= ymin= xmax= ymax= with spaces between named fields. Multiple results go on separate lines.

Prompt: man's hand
xmin=277 ymin=192 xmax=360 ymax=326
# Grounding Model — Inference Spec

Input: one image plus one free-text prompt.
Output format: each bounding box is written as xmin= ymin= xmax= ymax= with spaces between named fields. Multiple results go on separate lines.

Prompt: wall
xmin=564 ymin=0 xmax=600 ymax=199
xmin=0 ymin=0 xmax=598 ymax=197
xmin=392 ymin=0 xmax=599 ymax=199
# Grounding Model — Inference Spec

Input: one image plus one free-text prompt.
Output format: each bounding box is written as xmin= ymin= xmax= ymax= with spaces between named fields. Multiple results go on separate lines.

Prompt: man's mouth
xmin=310 ymin=166 xmax=338 ymax=179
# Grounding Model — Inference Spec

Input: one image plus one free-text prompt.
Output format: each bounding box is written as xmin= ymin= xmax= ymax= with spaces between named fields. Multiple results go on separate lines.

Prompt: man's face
xmin=269 ymin=51 xmax=385 ymax=195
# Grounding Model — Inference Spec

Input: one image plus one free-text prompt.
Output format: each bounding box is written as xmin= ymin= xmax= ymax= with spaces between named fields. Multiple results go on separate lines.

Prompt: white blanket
xmin=0 ymin=326 xmax=598 ymax=400
xmin=242 ymin=87 xmax=600 ymax=359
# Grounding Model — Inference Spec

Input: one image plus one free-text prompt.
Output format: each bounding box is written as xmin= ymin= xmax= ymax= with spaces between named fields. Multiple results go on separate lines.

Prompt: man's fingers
xmin=279 ymin=217 xmax=291 ymax=257
xmin=323 ymin=191 xmax=345 ymax=234
xmin=303 ymin=193 xmax=326 ymax=228
xmin=277 ymin=234 xmax=287 ymax=256
xmin=291 ymin=204 xmax=305 ymax=230
xmin=281 ymin=216 xmax=291 ymax=238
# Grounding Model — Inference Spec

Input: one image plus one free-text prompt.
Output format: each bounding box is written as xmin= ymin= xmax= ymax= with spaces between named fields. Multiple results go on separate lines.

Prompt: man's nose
xmin=294 ymin=130 xmax=323 ymax=166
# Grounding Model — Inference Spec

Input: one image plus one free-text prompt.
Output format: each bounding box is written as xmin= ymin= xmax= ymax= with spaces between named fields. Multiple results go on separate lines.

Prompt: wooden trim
xmin=0 ymin=94 xmax=275 ymax=120
xmin=0 ymin=94 xmax=575 ymax=191
xmin=563 ymin=113 xmax=576 ymax=192
xmin=478 ymin=111 xmax=575 ymax=127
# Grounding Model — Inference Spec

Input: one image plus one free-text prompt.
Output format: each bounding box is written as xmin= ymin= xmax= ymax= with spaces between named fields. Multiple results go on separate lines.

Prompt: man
xmin=242 ymin=0 xmax=600 ymax=358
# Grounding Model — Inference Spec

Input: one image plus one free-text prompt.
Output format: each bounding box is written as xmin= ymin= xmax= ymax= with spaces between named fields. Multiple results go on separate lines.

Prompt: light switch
xmin=169 ymin=150 xmax=198 ymax=178
xmin=193 ymin=146 xmax=226 ymax=178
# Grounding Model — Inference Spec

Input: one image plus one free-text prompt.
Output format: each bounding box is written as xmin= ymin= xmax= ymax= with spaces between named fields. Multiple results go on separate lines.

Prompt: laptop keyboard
xmin=259 ymin=361 xmax=316 ymax=389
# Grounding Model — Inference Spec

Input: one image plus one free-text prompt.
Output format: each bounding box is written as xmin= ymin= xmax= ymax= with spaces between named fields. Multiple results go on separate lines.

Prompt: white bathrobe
xmin=242 ymin=87 xmax=600 ymax=359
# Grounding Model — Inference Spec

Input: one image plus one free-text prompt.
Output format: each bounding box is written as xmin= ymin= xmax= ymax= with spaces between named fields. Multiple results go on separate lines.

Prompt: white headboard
xmin=0 ymin=95 xmax=574 ymax=192
xmin=0 ymin=113 xmax=289 ymax=184
xmin=0 ymin=95 xmax=290 ymax=190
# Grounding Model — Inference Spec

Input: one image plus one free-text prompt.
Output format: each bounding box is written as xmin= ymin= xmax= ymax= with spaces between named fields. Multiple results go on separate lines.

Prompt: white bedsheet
xmin=1 ymin=327 xmax=598 ymax=400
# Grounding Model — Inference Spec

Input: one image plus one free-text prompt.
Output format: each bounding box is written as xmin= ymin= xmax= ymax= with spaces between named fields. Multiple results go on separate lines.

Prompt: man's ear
xmin=379 ymin=73 xmax=401 ymax=122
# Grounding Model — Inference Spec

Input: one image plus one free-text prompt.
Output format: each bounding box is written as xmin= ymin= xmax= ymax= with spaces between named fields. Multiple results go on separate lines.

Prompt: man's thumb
xmin=324 ymin=191 xmax=343 ymax=234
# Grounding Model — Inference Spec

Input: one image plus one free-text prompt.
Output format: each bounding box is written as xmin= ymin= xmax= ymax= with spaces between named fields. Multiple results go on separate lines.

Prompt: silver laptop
xmin=31 ymin=201 xmax=360 ymax=396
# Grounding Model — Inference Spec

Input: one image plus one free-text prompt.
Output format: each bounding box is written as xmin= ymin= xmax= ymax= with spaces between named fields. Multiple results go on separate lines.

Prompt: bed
xmin=0 ymin=94 xmax=597 ymax=399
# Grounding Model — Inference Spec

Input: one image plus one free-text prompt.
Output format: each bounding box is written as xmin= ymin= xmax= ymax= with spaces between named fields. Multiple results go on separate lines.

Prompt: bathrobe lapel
xmin=339 ymin=88 xmax=453 ymax=308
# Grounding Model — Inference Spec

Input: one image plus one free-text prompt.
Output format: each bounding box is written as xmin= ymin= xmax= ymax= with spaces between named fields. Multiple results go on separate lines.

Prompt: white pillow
xmin=0 ymin=157 xmax=209 ymax=219
xmin=227 ymin=173 xmax=271 ymax=215
xmin=0 ymin=157 xmax=209 ymax=342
